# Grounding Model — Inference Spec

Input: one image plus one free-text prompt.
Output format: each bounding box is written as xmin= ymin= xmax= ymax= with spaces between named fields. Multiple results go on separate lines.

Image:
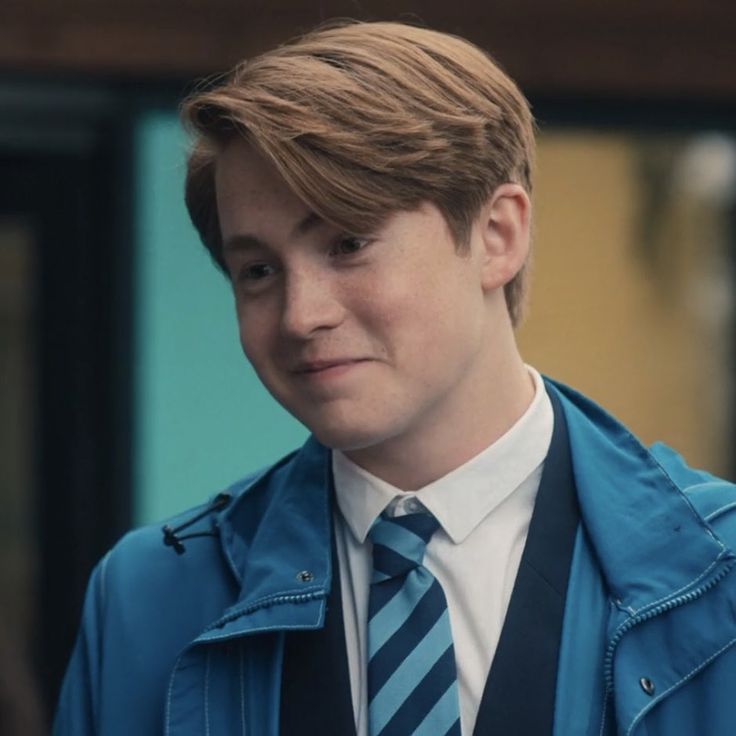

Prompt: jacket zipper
xmin=596 ymin=557 xmax=735 ymax=735
xmin=204 ymin=590 xmax=326 ymax=632
xmin=603 ymin=554 xmax=734 ymax=690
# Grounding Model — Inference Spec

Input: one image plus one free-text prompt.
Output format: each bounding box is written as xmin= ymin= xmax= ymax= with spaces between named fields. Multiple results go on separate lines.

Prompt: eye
xmin=234 ymin=262 xmax=278 ymax=289
xmin=330 ymin=234 xmax=370 ymax=257
xmin=242 ymin=263 xmax=275 ymax=280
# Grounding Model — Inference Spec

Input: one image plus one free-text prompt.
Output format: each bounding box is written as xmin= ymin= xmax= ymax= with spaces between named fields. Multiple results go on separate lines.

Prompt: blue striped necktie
xmin=367 ymin=511 xmax=461 ymax=736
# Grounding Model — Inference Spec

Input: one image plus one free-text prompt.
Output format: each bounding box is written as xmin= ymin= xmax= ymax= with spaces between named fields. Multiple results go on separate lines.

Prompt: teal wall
xmin=133 ymin=111 xmax=307 ymax=524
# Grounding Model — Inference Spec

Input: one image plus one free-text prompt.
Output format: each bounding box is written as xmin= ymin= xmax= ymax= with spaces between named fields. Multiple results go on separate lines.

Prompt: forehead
xmin=212 ymin=137 xmax=445 ymax=248
xmin=214 ymin=140 xmax=339 ymax=257
xmin=214 ymin=138 xmax=307 ymax=221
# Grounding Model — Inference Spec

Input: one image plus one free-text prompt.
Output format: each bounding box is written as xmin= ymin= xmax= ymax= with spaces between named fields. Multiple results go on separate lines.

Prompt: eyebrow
xmin=223 ymin=211 xmax=325 ymax=252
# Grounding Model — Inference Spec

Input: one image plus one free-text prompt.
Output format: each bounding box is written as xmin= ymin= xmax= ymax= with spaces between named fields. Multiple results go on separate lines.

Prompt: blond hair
xmin=182 ymin=20 xmax=535 ymax=324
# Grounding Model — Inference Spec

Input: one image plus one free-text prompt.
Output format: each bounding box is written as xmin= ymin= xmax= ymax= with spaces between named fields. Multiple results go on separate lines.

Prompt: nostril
xmin=280 ymin=286 xmax=345 ymax=337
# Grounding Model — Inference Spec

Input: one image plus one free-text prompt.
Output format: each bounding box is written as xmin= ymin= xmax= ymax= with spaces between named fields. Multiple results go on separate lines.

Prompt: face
xmin=215 ymin=140 xmax=508 ymax=458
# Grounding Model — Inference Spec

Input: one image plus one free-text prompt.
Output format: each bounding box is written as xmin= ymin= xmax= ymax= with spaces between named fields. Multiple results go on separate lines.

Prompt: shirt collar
xmin=333 ymin=366 xmax=553 ymax=545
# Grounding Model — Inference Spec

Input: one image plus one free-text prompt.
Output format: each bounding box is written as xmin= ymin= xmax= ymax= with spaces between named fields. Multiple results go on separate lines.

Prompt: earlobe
xmin=479 ymin=183 xmax=531 ymax=291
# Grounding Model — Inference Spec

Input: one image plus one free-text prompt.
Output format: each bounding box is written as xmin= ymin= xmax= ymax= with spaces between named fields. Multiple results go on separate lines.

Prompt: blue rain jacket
xmin=54 ymin=380 xmax=736 ymax=735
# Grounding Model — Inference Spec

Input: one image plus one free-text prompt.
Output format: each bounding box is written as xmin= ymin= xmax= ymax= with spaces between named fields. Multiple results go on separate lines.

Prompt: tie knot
xmin=368 ymin=512 xmax=440 ymax=582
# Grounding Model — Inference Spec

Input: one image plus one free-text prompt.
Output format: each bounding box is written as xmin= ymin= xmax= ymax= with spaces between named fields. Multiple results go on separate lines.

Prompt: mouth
xmin=293 ymin=358 xmax=370 ymax=376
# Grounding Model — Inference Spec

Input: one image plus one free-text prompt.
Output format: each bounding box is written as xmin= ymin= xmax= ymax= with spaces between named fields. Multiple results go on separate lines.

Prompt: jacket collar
xmin=546 ymin=378 xmax=734 ymax=617
xmin=201 ymin=436 xmax=334 ymax=639
xmin=210 ymin=378 xmax=734 ymax=637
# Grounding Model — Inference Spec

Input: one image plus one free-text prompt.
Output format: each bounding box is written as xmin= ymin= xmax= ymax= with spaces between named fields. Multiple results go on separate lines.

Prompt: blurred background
xmin=1 ymin=0 xmax=734 ymax=732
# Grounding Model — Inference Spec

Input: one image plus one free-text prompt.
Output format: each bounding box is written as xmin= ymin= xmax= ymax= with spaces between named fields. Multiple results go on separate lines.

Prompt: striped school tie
xmin=367 ymin=512 xmax=461 ymax=736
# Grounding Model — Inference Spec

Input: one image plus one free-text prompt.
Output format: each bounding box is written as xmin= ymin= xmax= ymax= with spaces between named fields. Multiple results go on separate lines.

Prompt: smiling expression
xmin=215 ymin=139 xmax=520 ymax=464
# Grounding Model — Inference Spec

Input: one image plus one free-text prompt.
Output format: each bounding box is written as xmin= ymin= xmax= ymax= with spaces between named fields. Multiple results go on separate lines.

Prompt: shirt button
xmin=639 ymin=677 xmax=655 ymax=696
xmin=406 ymin=497 xmax=422 ymax=513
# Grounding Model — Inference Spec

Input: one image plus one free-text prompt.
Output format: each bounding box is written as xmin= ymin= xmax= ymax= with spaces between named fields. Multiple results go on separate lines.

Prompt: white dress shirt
xmin=332 ymin=366 xmax=553 ymax=735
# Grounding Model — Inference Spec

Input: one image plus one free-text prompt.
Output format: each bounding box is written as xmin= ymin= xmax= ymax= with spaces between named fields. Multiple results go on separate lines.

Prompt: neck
xmin=345 ymin=329 xmax=535 ymax=491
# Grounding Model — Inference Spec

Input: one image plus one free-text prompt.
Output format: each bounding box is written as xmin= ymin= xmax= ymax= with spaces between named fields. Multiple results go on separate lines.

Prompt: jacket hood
xmin=546 ymin=379 xmax=734 ymax=617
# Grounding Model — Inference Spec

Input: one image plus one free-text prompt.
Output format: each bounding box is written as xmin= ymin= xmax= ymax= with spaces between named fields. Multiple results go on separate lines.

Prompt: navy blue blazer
xmin=280 ymin=389 xmax=579 ymax=734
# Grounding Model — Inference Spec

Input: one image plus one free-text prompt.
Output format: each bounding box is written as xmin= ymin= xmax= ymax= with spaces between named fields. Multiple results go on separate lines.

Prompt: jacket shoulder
xmin=650 ymin=441 xmax=736 ymax=545
xmin=117 ymin=456 xmax=285 ymax=550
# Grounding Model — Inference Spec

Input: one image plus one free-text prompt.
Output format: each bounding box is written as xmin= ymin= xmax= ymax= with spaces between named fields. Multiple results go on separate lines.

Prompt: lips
xmin=293 ymin=358 xmax=367 ymax=374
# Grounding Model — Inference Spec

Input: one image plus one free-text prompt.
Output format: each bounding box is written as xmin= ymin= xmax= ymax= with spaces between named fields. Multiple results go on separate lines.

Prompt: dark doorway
xmin=0 ymin=82 xmax=133 ymax=728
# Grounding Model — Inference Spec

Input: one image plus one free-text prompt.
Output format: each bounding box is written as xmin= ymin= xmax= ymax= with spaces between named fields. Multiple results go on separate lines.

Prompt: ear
xmin=477 ymin=183 xmax=531 ymax=292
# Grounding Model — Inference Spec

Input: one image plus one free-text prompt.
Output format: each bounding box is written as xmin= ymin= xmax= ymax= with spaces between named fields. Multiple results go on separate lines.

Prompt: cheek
xmin=382 ymin=266 xmax=468 ymax=324
xmin=236 ymin=308 xmax=269 ymax=366
xmin=397 ymin=284 xmax=482 ymax=363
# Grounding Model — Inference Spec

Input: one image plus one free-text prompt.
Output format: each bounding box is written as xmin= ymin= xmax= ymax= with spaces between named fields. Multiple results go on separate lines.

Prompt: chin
xmin=282 ymin=396 xmax=408 ymax=452
xmin=310 ymin=425 xmax=383 ymax=452
xmin=304 ymin=415 xmax=394 ymax=453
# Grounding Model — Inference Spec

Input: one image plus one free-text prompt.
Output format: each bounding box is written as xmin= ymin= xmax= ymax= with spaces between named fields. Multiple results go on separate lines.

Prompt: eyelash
xmin=234 ymin=234 xmax=372 ymax=288
xmin=238 ymin=263 xmax=276 ymax=282
xmin=328 ymin=234 xmax=371 ymax=257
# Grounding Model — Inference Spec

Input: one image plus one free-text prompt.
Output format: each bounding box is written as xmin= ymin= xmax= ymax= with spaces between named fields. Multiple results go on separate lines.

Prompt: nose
xmin=280 ymin=271 xmax=345 ymax=338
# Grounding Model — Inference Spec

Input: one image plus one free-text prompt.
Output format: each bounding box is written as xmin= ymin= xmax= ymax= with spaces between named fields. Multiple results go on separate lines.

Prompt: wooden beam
xmin=1 ymin=1 xmax=735 ymax=100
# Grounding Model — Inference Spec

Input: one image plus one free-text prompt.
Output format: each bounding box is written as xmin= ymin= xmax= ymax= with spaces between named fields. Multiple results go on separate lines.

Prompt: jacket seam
xmin=645 ymin=445 xmax=726 ymax=547
xmin=218 ymin=458 xmax=300 ymax=585
xmin=705 ymin=501 xmax=736 ymax=523
xmin=202 ymin=588 xmax=325 ymax=635
xmin=627 ymin=550 xmax=727 ymax=616
xmin=550 ymin=380 xmax=729 ymax=612
xmin=236 ymin=585 xmax=324 ymax=613
xmin=198 ymin=615 xmax=328 ymax=644
xmin=204 ymin=649 xmax=211 ymax=736
xmin=239 ymin=642 xmax=246 ymax=736
xmin=614 ymin=599 xmax=636 ymax=616
xmin=625 ymin=635 xmax=736 ymax=736
xmin=550 ymin=380 xmax=711 ymax=530
xmin=598 ymin=686 xmax=611 ymax=736
xmin=165 ymin=652 xmax=185 ymax=736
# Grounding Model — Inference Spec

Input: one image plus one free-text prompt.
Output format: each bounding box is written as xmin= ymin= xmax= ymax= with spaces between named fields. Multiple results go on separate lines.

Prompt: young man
xmin=55 ymin=21 xmax=736 ymax=736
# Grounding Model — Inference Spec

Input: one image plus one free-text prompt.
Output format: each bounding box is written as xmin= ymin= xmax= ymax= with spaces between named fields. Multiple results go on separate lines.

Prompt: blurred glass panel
xmin=133 ymin=112 xmax=308 ymax=524
xmin=520 ymin=131 xmax=735 ymax=478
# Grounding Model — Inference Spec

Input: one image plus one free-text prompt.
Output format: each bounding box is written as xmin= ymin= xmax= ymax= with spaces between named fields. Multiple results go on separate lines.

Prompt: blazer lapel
xmin=474 ymin=389 xmax=580 ymax=735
